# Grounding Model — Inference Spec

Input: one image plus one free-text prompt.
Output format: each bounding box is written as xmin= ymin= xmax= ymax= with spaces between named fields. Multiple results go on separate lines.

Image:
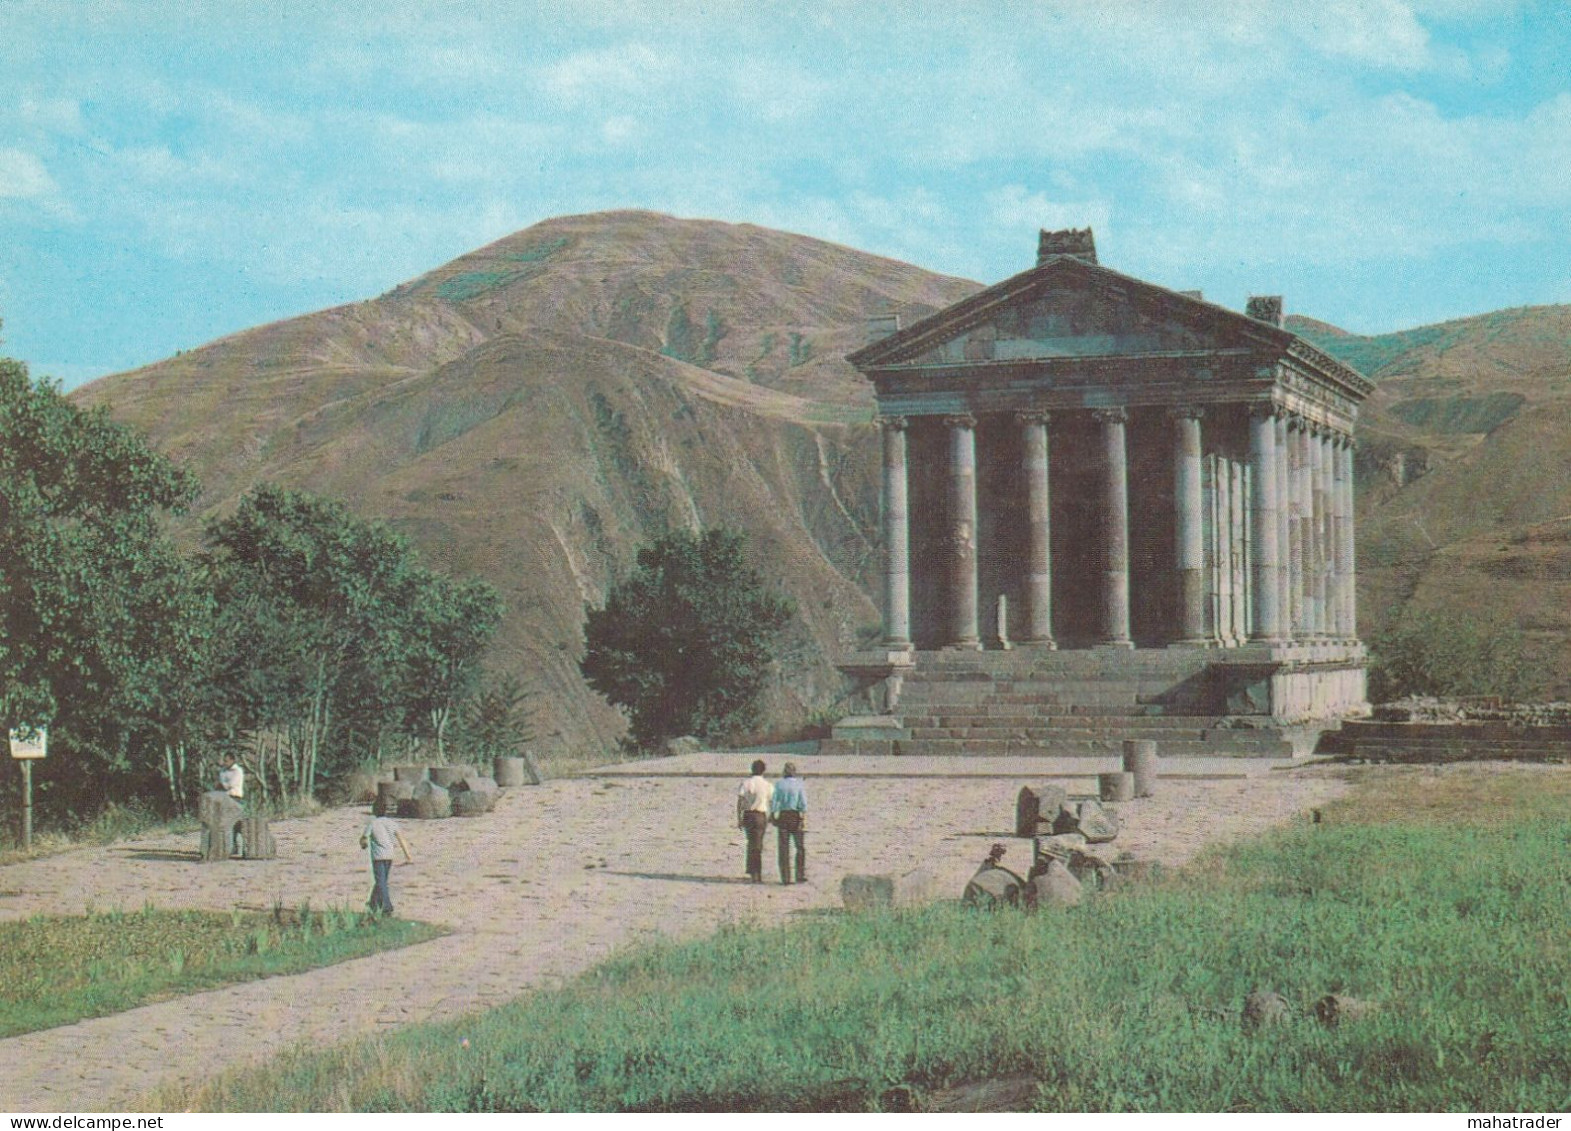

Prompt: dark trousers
xmin=742 ymin=811 xmax=770 ymax=880
xmin=369 ymin=858 xmax=395 ymax=915
xmin=775 ymin=811 xmax=806 ymax=883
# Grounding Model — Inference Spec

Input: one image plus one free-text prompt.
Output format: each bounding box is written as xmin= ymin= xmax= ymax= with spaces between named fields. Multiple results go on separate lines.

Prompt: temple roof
xmin=849 ymin=251 xmax=1372 ymax=403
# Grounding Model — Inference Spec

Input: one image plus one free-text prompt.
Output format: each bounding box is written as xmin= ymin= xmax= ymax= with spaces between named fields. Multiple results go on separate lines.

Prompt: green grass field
xmin=158 ymin=766 xmax=1571 ymax=1113
xmin=0 ymin=905 xmax=443 ymax=1038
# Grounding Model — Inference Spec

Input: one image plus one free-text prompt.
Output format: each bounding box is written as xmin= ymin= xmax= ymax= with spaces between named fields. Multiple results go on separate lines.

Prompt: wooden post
xmin=21 ymin=760 xmax=32 ymax=852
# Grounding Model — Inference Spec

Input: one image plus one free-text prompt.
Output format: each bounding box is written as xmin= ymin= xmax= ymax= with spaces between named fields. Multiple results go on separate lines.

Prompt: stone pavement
xmin=0 ymin=752 xmax=1344 ymax=1112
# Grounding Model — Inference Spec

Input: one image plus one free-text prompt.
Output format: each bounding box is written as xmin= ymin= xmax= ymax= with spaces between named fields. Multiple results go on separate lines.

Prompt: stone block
xmin=451 ymin=790 xmax=489 ymax=818
xmin=1075 ymin=800 xmax=1121 ymax=844
xmin=1015 ymin=783 xmax=1068 ymax=838
xmin=454 ymin=776 xmax=500 ymax=811
xmin=840 ymin=868 xmax=940 ymax=912
xmin=427 ymin=766 xmax=466 ymax=788
xmin=197 ymin=791 xmax=242 ymax=863
xmin=1122 ymin=739 xmax=1160 ymax=797
xmin=375 ymin=780 xmax=414 ymax=816
xmin=1099 ymin=772 xmax=1135 ymax=802
xmin=1028 ymin=860 xmax=1082 ymax=908
xmin=239 ymin=815 xmax=276 ymax=859
xmin=962 ymin=864 xmax=1026 ymax=908
xmin=1242 ymin=990 xmax=1290 ymax=1031
xmin=393 ymin=764 xmax=428 ymax=783
xmin=1033 ymin=832 xmax=1087 ymax=867
xmin=405 ymin=780 xmax=451 ymax=819
xmin=1314 ymin=994 xmax=1377 ymax=1027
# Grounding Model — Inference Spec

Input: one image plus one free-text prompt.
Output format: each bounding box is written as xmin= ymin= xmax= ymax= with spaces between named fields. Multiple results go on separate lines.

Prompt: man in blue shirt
xmin=770 ymin=762 xmax=807 ymax=885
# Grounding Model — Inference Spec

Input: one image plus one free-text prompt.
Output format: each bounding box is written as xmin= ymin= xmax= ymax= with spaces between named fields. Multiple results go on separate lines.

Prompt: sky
xmin=1 ymin=0 xmax=1569 ymax=388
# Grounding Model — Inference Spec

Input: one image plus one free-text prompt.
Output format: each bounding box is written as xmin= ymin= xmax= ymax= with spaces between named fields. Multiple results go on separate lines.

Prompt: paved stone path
xmin=0 ymin=753 xmax=1348 ymax=1112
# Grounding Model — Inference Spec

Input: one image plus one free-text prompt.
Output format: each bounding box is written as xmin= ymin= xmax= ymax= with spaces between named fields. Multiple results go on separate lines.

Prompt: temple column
xmin=1328 ymin=429 xmax=1349 ymax=640
xmin=1212 ymin=453 xmax=1232 ymax=644
xmin=1340 ymin=436 xmax=1358 ymax=640
xmin=1274 ymin=412 xmax=1292 ymax=642
xmin=1093 ymin=407 xmax=1133 ymax=647
xmin=1229 ymin=457 xmax=1247 ymax=644
xmin=879 ymin=415 xmax=911 ymax=648
xmin=1291 ymin=417 xmax=1311 ymax=637
xmin=944 ymin=413 xmax=981 ymax=649
xmin=1018 ymin=412 xmax=1056 ymax=647
xmin=1248 ymin=404 xmax=1284 ymax=641
xmin=1171 ymin=407 xmax=1209 ymax=644
xmin=1310 ymin=424 xmax=1329 ymax=638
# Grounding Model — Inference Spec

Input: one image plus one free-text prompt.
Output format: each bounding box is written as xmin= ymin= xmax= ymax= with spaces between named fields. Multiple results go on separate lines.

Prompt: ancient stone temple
xmin=828 ymin=229 xmax=1372 ymax=758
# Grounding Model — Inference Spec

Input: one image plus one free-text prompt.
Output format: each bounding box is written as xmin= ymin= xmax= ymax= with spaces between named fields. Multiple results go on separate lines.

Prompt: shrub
xmin=1367 ymin=606 xmax=1540 ymax=703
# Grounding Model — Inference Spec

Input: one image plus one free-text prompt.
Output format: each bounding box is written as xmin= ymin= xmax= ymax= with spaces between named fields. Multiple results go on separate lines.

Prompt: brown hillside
xmin=74 ymin=212 xmax=980 ymax=764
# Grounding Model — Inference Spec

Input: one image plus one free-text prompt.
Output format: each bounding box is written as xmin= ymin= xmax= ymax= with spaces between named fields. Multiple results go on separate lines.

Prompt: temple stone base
xmin=827 ymin=645 xmax=1368 ymax=759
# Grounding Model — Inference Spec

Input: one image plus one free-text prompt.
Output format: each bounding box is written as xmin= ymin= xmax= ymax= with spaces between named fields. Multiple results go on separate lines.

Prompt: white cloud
xmin=0 ymin=149 xmax=57 ymax=199
xmin=537 ymin=43 xmax=674 ymax=106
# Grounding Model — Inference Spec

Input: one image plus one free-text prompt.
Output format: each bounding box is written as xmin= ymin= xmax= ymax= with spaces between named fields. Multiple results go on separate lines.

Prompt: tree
xmin=202 ymin=484 xmax=502 ymax=797
xmin=580 ymin=527 xmax=794 ymax=749
xmin=0 ymin=345 xmax=203 ymax=813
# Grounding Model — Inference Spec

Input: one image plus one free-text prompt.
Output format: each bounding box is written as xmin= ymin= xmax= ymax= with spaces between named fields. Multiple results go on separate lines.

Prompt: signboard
xmin=8 ymin=729 xmax=47 ymax=760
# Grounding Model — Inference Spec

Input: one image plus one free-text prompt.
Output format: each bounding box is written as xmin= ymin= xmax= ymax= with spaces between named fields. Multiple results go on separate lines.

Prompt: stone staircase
xmin=823 ymin=649 xmax=1319 ymax=759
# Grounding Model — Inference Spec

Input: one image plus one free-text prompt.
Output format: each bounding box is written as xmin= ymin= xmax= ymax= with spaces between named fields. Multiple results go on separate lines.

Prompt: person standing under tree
xmin=736 ymin=759 xmax=773 ymax=883
xmin=361 ymin=813 xmax=413 ymax=916
xmin=770 ymin=762 xmax=807 ymax=885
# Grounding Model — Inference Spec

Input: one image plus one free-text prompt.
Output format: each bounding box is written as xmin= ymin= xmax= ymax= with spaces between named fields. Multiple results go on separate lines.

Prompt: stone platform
xmin=829 ymin=645 xmax=1368 ymax=759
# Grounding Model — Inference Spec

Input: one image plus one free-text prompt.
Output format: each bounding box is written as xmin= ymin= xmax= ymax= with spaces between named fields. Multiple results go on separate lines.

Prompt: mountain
xmin=72 ymin=211 xmax=980 ymax=764
xmin=74 ymin=212 xmax=1571 ymax=760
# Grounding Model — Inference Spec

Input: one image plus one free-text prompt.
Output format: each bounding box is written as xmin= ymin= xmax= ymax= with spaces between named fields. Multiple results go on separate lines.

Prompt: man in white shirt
xmin=736 ymin=759 xmax=773 ymax=883
xmin=218 ymin=761 xmax=245 ymax=854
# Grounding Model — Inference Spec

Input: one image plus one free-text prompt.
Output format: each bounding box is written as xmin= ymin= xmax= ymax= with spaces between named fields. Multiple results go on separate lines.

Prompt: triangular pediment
xmin=851 ymin=257 xmax=1291 ymax=370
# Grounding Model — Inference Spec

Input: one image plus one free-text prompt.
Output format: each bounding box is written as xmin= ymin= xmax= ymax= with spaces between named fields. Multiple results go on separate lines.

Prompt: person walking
xmin=360 ymin=813 xmax=413 ymax=916
xmin=736 ymin=758 xmax=773 ymax=883
xmin=770 ymin=761 xmax=807 ymax=885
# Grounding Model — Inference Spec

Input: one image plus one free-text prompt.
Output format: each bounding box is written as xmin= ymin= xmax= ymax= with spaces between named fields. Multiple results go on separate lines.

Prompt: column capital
xmin=1333 ymin=429 xmax=1355 ymax=450
xmin=940 ymin=413 xmax=977 ymax=431
xmin=1248 ymin=401 xmax=1282 ymax=422
xmin=1285 ymin=411 xmax=1309 ymax=433
xmin=1167 ymin=404 xmax=1206 ymax=423
xmin=1015 ymin=410 xmax=1051 ymax=428
xmin=1091 ymin=406 xmax=1129 ymax=425
xmin=876 ymin=414 xmax=909 ymax=432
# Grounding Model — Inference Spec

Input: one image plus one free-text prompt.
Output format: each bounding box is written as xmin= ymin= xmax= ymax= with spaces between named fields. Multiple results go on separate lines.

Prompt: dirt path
xmin=0 ymin=754 xmax=1348 ymax=1112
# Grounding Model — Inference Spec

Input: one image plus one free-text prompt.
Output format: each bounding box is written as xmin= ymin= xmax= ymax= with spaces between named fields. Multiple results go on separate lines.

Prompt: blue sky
xmin=2 ymin=1 xmax=1568 ymax=388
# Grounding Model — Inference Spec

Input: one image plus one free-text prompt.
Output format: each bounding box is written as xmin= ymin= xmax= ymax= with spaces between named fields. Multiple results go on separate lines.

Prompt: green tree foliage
xmin=202 ymin=484 xmax=502 ymax=800
xmin=0 ymin=348 xmax=205 ymax=812
xmin=1367 ymin=605 xmax=1541 ymax=703
xmin=455 ymin=672 xmax=535 ymax=763
xmin=580 ymin=527 xmax=794 ymax=749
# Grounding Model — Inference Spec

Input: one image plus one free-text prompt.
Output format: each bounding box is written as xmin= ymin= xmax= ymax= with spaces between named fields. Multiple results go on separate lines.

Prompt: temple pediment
xmin=851 ymin=255 xmax=1294 ymax=372
xmin=905 ymin=283 xmax=1216 ymax=364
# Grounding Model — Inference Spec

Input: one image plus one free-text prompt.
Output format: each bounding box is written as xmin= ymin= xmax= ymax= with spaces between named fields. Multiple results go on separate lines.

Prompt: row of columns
xmin=879 ymin=406 xmax=1358 ymax=650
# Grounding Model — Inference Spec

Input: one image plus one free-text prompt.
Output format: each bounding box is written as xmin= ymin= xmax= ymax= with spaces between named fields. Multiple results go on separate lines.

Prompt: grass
xmin=0 ymin=904 xmax=443 ymax=1038
xmin=156 ymin=765 xmax=1571 ymax=1112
